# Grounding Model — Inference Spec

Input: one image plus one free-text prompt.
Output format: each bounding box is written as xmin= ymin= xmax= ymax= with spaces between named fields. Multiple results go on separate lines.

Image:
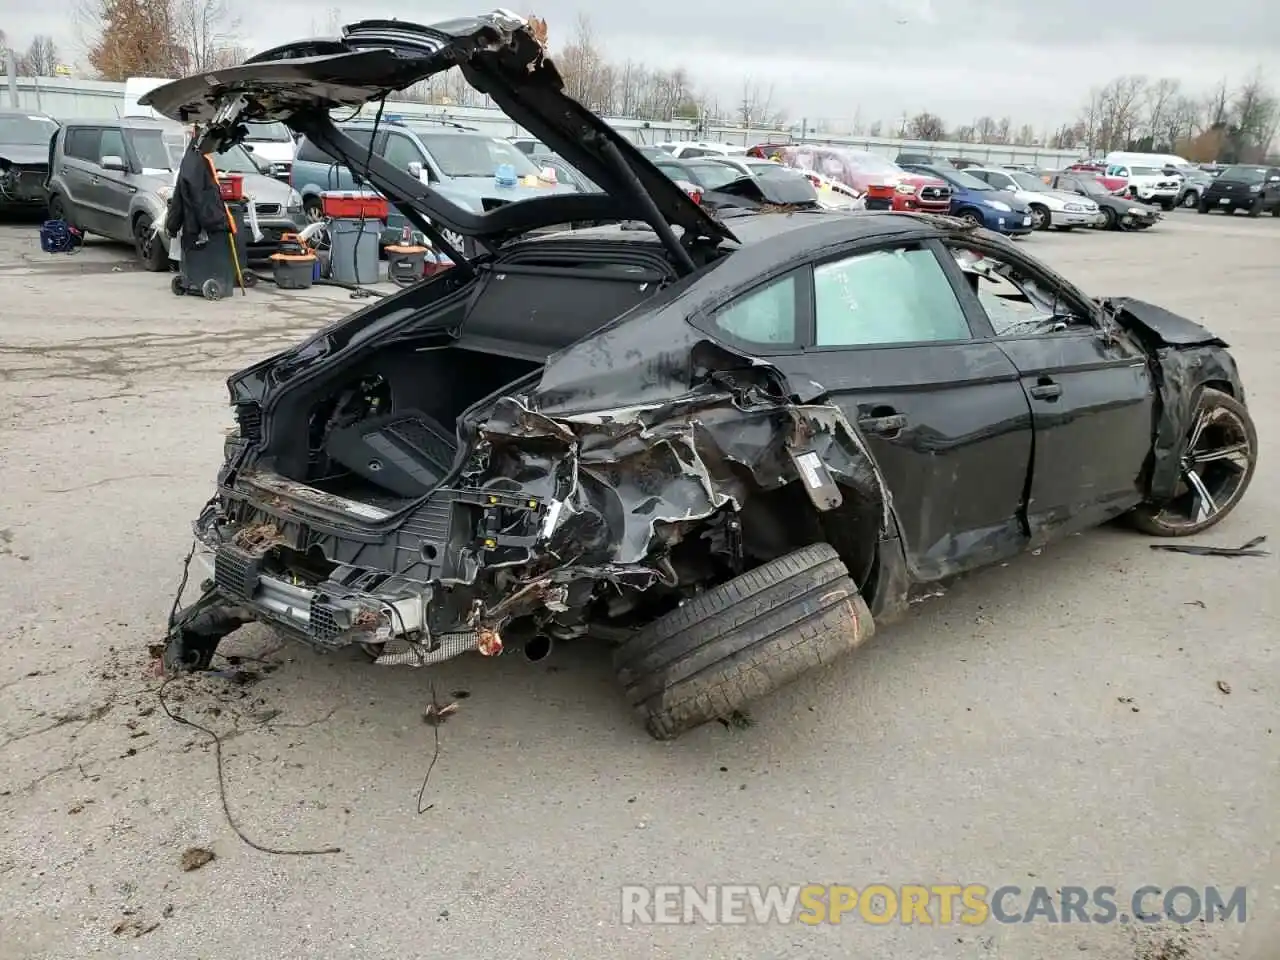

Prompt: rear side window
xmin=813 ymin=247 xmax=971 ymax=347
xmin=98 ymin=129 xmax=127 ymax=165
xmin=713 ymin=274 xmax=798 ymax=347
xmin=295 ymin=129 xmax=376 ymax=164
xmin=64 ymin=127 xmax=100 ymax=162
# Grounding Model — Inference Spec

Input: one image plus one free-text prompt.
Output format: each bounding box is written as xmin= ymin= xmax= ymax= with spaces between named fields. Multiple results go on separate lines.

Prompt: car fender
xmin=1103 ymin=297 xmax=1246 ymax=500
xmin=129 ymin=192 xmax=168 ymax=230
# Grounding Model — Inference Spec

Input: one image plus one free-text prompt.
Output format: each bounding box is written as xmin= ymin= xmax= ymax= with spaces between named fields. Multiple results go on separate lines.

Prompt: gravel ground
xmin=0 ymin=211 xmax=1276 ymax=960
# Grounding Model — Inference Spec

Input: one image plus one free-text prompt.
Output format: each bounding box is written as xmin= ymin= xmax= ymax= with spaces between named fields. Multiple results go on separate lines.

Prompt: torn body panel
xmin=1105 ymin=297 xmax=1246 ymax=500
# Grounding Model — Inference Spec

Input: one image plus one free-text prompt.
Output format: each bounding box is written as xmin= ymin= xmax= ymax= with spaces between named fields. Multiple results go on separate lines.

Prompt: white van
xmin=1104 ymin=151 xmax=1194 ymax=172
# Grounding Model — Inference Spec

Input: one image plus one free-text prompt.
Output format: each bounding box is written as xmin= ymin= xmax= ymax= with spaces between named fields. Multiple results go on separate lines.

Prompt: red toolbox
xmin=320 ymin=190 xmax=389 ymax=220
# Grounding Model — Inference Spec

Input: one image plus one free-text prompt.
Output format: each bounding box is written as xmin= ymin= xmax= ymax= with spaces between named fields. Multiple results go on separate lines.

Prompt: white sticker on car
xmin=795 ymin=451 xmax=825 ymax=490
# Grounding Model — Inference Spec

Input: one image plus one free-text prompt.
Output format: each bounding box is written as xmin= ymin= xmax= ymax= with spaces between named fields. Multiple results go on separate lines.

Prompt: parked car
xmin=967 ymin=167 xmax=1104 ymax=230
xmin=1173 ymin=166 xmax=1215 ymax=209
xmin=509 ymin=136 xmax=549 ymax=155
xmin=1047 ymin=173 xmax=1160 ymax=230
xmin=0 ymin=110 xmax=59 ymax=215
xmin=1196 ymin=165 xmax=1280 ymax=217
xmin=713 ymin=156 xmax=861 ymax=210
xmin=45 ymin=116 xmax=305 ymax=270
xmin=1102 ymin=163 xmax=1181 ymax=209
xmin=900 ymin=163 xmax=1034 ymax=235
xmin=656 ymin=141 xmax=746 ymax=159
xmin=243 ymin=120 xmax=297 ymax=180
xmin=144 ymin=12 xmax=1257 ymax=742
xmin=291 ymin=117 xmax=579 ymax=255
xmin=750 ymin=144 xmax=951 ymax=213
xmin=526 ymin=152 xmax=600 ymax=193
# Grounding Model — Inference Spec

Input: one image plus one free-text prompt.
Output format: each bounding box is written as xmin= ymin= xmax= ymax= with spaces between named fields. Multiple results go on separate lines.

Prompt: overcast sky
xmin=2 ymin=0 xmax=1276 ymax=129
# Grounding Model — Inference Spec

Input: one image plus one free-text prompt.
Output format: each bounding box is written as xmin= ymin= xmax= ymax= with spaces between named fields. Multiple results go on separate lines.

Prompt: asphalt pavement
xmin=0 ymin=210 xmax=1276 ymax=960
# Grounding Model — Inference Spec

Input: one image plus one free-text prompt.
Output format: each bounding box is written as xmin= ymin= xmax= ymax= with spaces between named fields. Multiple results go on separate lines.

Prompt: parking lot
xmin=1 ymin=210 xmax=1276 ymax=959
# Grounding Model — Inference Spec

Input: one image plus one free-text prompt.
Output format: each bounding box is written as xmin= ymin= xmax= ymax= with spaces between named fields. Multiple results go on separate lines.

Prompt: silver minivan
xmin=46 ymin=116 xmax=305 ymax=270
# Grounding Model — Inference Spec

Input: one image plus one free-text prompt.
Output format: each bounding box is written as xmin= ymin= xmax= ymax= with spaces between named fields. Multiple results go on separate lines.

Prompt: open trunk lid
xmin=139 ymin=11 xmax=735 ymax=252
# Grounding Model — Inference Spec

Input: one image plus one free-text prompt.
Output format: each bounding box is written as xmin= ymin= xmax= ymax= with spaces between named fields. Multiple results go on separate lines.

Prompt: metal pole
xmin=5 ymin=49 xmax=18 ymax=108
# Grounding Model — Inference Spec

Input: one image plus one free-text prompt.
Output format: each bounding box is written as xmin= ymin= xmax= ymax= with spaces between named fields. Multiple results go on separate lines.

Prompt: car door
xmin=1267 ymin=168 xmax=1280 ymax=209
xmin=94 ymin=127 xmax=135 ymax=241
xmin=942 ymin=239 xmax=1156 ymax=544
xmin=59 ymin=126 xmax=104 ymax=231
xmin=705 ymin=238 xmax=1034 ymax=581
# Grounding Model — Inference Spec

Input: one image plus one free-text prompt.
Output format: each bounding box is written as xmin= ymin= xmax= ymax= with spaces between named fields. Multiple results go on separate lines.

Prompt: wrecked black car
xmin=0 ymin=110 xmax=59 ymax=214
xmin=143 ymin=12 xmax=1258 ymax=740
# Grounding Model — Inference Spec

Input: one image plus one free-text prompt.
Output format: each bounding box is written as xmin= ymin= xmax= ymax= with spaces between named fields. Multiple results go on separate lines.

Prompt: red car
xmin=748 ymin=144 xmax=951 ymax=213
xmin=1067 ymin=162 xmax=1126 ymax=194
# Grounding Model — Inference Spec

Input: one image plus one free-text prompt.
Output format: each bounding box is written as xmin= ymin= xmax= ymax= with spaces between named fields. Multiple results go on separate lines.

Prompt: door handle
xmin=1029 ymin=378 xmax=1062 ymax=401
xmin=857 ymin=413 xmax=907 ymax=436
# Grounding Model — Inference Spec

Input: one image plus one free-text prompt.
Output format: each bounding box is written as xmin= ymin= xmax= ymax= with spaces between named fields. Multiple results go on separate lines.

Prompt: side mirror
xmin=407 ymin=160 xmax=423 ymax=179
xmin=243 ymin=144 xmax=255 ymax=153
xmin=100 ymin=155 xmax=127 ymax=172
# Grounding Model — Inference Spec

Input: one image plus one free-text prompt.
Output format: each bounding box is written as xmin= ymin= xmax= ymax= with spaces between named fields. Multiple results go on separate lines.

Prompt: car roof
xmin=558 ymin=209 xmax=946 ymax=251
xmin=0 ymin=109 xmax=56 ymax=119
xmin=59 ymin=116 xmax=182 ymax=130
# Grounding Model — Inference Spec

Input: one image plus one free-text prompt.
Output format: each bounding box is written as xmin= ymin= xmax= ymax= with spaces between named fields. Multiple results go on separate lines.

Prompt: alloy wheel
xmin=1152 ymin=404 xmax=1253 ymax=529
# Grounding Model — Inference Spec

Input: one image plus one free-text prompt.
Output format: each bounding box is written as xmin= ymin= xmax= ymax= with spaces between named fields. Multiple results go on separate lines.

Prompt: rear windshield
xmin=684 ymin=161 xmax=745 ymax=190
xmin=245 ymin=121 xmax=293 ymax=142
xmin=414 ymin=132 xmax=540 ymax=178
xmin=1219 ymin=166 xmax=1267 ymax=183
xmin=0 ymin=115 xmax=58 ymax=144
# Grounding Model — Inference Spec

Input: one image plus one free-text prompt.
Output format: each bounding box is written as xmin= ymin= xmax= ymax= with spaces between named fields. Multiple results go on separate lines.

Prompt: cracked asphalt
xmin=0 ymin=214 xmax=1276 ymax=960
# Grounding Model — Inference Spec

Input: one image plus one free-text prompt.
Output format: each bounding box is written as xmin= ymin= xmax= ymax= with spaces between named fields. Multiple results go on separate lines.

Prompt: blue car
xmin=901 ymin=163 xmax=1034 ymax=236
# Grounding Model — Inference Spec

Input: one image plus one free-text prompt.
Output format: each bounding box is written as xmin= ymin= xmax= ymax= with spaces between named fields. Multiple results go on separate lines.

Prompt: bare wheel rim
xmin=1182 ymin=192 xmax=1198 ymax=208
xmin=135 ymin=219 xmax=155 ymax=261
xmin=1153 ymin=404 xmax=1252 ymax=528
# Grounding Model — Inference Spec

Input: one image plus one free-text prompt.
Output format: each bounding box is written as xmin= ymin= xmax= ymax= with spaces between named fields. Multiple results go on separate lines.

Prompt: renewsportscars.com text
xmin=620 ymin=884 xmax=1247 ymax=926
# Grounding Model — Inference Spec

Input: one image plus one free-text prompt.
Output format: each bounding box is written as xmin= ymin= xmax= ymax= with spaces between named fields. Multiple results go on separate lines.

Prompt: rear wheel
xmin=1128 ymin=388 xmax=1256 ymax=537
xmin=1101 ymin=207 xmax=1117 ymax=229
xmin=614 ymin=543 xmax=874 ymax=740
xmin=47 ymin=194 xmax=72 ymax=227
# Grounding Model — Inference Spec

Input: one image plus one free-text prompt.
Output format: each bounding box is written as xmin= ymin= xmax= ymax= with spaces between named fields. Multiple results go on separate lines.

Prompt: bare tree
xmin=1014 ymin=122 xmax=1036 ymax=145
xmin=973 ymin=115 xmax=996 ymax=143
xmin=951 ymin=124 xmax=976 ymax=143
xmin=737 ymin=78 xmax=782 ymax=127
xmin=867 ymin=120 xmax=883 ymax=137
xmin=1230 ymin=68 xmax=1278 ymax=161
xmin=994 ymin=116 xmax=1011 ymax=143
xmin=170 ymin=0 xmax=240 ymax=74
xmin=19 ymin=35 xmax=60 ymax=75
xmin=1204 ymin=78 xmax=1231 ymax=128
xmin=1142 ymin=77 xmax=1179 ymax=144
xmin=907 ymin=111 xmax=946 ymax=141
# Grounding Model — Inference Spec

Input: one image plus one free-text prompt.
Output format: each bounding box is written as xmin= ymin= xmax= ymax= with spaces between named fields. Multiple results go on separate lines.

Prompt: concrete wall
xmin=7 ymin=75 xmax=1084 ymax=168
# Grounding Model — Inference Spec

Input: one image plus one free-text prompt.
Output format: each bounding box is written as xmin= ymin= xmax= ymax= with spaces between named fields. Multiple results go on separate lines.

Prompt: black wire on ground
xmin=158 ymin=538 xmax=341 ymax=857
xmin=157 ymin=676 xmax=342 ymax=857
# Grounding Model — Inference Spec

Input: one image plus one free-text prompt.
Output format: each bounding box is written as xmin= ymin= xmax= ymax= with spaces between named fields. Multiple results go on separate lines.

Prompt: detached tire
xmin=615 ymin=543 xmax=873 ymax=740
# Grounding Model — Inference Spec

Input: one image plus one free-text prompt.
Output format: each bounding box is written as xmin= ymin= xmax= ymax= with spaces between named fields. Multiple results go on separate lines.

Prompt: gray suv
xmin=291 ymin=119 xmax=578 ymax=252
xmin=46 ymin=117 xmax=305 ymax=270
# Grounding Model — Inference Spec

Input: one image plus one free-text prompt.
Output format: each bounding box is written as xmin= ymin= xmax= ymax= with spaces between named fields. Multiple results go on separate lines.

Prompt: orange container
xmin=320 ymin=191 xmax=389 ymax=220
xmin=217 ymin=174 xmax=245 ymax=201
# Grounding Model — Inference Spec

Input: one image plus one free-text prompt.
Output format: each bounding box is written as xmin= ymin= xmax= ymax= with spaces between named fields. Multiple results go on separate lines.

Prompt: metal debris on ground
xmin=423 ymin=701 xmax=458 ymax=726
xmin=180 ymin=846 xmax=216 ymax=871
xmin=1216 ymin=680 xmax=1232 ymax=695
xmin=1149 ymin=535 xmax=1268 ymax=558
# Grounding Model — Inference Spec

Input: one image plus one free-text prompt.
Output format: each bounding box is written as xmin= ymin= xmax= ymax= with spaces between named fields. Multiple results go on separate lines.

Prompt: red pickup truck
xmin=748 ymin=144 xmax=952 ymax=213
